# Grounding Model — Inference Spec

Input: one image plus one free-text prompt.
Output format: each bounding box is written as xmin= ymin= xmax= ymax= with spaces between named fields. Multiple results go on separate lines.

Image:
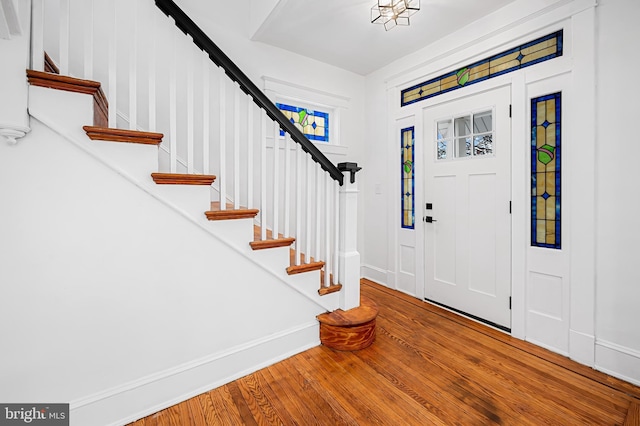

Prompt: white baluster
xmin=202 ymin=54 xmax=210 ymax=174
xmin=129 ymin=0 xmax=137 ymax=130
xmin=187 ymin=40 xmax=195 ymax=173
xmin=325 ymin=174 xmax=331 ymax=287
xmin=233 ymin=85 xmax=240 ymax=209
xmin=169 ymin=22 xmax=177 ymax=172
xmin=315 ymin=164 xmax=321 ymax=261
xmin=31 ymin=0 xmax=44 ymax=71
xmin=247 ymin=100 xmax=254 ymax=209
xmin=284 ymin=132 xmax=291 ymax=237
xmin=218 ymin=69 xmax=226 ymax=209
xmin=148 ymin=12 xmax=157 ymax=132
xmin=83 ymin=0 xmax=94 ymax=79
xmin=260 ymin=112 xmax=267 ymax=240
xmin=272 ymin=122 xmax=279 ymax=239
xmin=108 ymin=2 xmax=118 ymax=127
xmin=295 ymin=144 xmax=302 ymax=266
xmin=59 ymin=0 xmax=69 ymax=75
xmin=305 ymin=153 xmax=312 ymax=263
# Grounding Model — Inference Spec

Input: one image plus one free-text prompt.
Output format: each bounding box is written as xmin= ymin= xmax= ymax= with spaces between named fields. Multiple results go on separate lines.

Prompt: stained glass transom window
xmin=436 ymin=110 xmax=493 ymax=161
xmin=401 ymin=127 xmax=415 ymax=229
xmin=401 ymin=30 xmax=563 ymax=107
xmin=531 ymin=92 xmax=561 ymax=249
xmin=276 ymin=103 xmax=329 ymax=142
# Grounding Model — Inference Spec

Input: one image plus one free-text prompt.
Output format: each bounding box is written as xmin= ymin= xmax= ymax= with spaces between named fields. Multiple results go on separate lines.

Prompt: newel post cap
xmin=337 ymin=162 xmax=362 ymax=184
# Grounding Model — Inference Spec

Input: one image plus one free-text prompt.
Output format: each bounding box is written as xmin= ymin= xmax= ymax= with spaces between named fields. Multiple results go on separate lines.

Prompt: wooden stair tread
xmin=205 ymin=202 xmax=258 ymax=220
xmin=318 ymin=284 xmax=343 ymax=296
xmin=250 ymin=238 xmax=295 ymax=250
xmin=27 ymin=69 xmax=108 ymax=127
xmin=151 ymin=173 xmax=216 ymax=185
xmin=83 ymin=126 xmax=163 ymax=145
xmin=286 ymin=261 xmax=324 ymax=275
xmin=317 ymin=296 xmax=378 ymax=327
xmin=250 ymin=225 xmax=295 ymax=250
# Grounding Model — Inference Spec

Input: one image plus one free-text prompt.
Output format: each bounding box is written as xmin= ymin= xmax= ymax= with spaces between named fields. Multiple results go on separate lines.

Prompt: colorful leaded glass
xmin=276 ymin=103 xmax=329 ymax=142
xmin=531 ymin=92 xmax=561 ymax=249
xmin=401 ymin=127 xmax=415 ymax=229
xmin=401 ymin=30 xmax=563 ymax=107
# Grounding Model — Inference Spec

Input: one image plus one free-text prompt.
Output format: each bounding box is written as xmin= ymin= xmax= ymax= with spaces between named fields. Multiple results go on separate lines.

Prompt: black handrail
xmin=154 ymin=0 xmax=344 ymax=185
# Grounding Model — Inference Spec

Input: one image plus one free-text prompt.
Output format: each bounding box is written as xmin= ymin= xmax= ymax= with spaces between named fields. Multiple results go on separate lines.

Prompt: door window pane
xmin=454 ymin=116 xmax=471 ymax=136
xmin=473 ymin=110 xmax=492 ymax=133
xmin=437 ymin=110 xmax=493 ymax=161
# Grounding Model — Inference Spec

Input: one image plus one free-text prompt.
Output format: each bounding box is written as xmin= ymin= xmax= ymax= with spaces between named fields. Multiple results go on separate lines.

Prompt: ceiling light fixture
xmin=371 ymin=0 xmax=420 ymax=31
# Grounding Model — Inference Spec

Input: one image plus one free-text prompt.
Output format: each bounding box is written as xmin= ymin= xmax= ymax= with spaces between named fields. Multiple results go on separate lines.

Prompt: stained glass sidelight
xmin=531 ymin=92 xmax=561 ymax=249
xmin=401 ymin=30 xmax=563 ymax=107
xmin=401 ymin=127 xmax=415 ymax=229
xmin=276 ymin=103 xmax=329 ymax=142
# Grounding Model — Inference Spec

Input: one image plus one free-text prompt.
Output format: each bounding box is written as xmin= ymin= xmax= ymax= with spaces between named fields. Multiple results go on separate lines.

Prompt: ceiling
xmin=251 ymin=0 xmax=518 ymax=75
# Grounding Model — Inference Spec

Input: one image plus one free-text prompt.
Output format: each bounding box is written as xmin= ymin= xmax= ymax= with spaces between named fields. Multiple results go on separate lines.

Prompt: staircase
xmin=0 ymin=0 xmax=371 ymax=423
xmin=26 ymin=0 xmax=361 ymax=311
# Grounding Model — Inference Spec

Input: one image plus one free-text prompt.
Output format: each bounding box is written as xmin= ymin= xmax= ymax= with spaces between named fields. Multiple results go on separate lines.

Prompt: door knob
xmin=424 ymin=216 xmax=437 ymax=223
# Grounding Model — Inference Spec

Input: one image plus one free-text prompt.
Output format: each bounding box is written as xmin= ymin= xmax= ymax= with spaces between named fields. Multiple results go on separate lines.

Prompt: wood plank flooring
xmin=129 ymin=279 xmax=640 ymax=425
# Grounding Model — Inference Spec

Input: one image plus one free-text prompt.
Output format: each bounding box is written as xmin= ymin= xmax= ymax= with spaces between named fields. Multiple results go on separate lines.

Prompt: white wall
xmin=594 ymin=0 xmax=640 ymax=382
xmin=0 ymin=117 xmax=326 ymax=425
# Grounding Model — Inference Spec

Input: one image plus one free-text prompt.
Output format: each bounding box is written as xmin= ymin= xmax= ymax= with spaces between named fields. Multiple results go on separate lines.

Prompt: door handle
xmin=424 ymin=216 xmax=437 ymax=223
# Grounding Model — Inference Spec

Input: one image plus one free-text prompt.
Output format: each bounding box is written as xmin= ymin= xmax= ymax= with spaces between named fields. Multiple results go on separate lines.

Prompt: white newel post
xmin=0 ymin=0 xmax=30 ymax=145
xmin=338 ymin=162 xmax=362 ymax=311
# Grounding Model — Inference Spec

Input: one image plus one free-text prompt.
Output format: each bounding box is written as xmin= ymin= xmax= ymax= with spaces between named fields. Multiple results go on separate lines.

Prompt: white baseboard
xmin=525 ymin=337 xmax=569 ymax=358
xmin=69 ymin=322 xmax=320 ymax=426
xmin=569 ymin=329 xmax=595 ymax=367
xmin=595 ymin=339 xmax=640 ymax=387
xmin=361 ymin=264 xmax=387 ymax=285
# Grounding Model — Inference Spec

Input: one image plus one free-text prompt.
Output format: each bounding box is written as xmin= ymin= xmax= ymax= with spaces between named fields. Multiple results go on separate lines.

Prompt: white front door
xmin=423 ymin=85 xmax=512 ymax=329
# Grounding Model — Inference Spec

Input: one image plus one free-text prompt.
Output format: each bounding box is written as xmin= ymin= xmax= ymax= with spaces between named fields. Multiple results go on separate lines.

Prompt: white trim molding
xmin=361 ymin=264 xmax=388 ymax=286
xmin=0 ymin=124 xmax=30 ymax=145
xmin=595 ymin=339 xmax=640 ymax=386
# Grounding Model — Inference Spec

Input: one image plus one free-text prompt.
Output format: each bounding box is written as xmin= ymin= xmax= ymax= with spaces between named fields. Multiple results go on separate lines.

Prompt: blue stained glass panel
xmin=276 ymin=103 xmax=329 ymax=142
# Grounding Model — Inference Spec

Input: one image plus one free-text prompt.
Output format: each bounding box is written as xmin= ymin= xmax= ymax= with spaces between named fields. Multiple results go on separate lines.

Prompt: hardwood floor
xmin=129 ymin=280 xmax=640 ymax=425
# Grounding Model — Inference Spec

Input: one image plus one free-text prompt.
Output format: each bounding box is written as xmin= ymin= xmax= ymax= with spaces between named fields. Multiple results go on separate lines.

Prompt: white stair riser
xmin=153 ymin=185 xmax=212 ymax=219
xmin=89 ymin=140 xmax=158 ymax=182
xmin=29 ymin=85 xmax=92 ymax=141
